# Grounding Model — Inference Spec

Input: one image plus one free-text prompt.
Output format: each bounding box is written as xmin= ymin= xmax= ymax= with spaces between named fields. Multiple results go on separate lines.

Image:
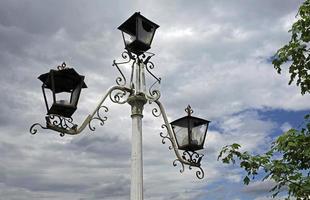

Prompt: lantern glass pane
xmin=173 ymin=126 xmax=189 ymax=149
xmin=70 ymin=87 xmax=81 ymax=106
xmin=123 ymin=32 xmax=136 ymax=46
xmin=55 ymin=92 xmax=71 ymax=106
xmin=138 ymin=19 xmax=154 ymax=46
xmin=191 ymin=124 xmax=208 ymax=146
xmin=44 ymin=88 xmax=53 ymax=105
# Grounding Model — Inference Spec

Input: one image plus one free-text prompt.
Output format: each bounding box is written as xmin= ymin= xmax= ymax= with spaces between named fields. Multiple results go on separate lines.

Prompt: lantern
xmin=38 ymin=63 xmax=87 ymax=118
xmin=170 ymin=105 xmax=210 ymax=151
xmin=118 ymin=12 xmax=159 ymax=55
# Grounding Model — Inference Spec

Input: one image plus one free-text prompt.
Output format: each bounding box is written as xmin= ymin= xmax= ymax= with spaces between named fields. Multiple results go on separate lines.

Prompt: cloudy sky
xmin=1 ymin=0 xmax=309 ymax=199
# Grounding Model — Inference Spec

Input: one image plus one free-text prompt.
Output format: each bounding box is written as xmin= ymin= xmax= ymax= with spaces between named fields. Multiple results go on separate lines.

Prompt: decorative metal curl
xmin=57 ymin=62 xmax=67 ymax=70
xmin=173 ymin=159 xmax=185 ymax=173
xmin=181 ymin=151 xmax=205 ymax=179
xmin=30 ymin=115 xmax=77 ymax=137
xmin=112 ymin=51 xmax=133 ymax=86
xmin=109 ymin=87 xmax=130 ymax=104
xmin=134 ymin=52 xmax=149 ymax=63
xmin=195 ymin=166 xmax=205 ymax=179
xmin=46 ymin=115 xmax=77 ymax=136
xmin=182 ymin=150 xmax=204 ymax=165
xmin=144 ymin=59 xmax=161 ymax=101
xmin=48 ymin=115 xmax=74 ymax=128
xmin=145 ymin=61 xmax=160 ymax=82
xmin=159 ymin=124 xmax=173 ymax=150
xmin=88 ymin=106 xmax=109 ymax=131
xmin=147 ymin=84 xmax=161 ymax=101
xmin=173 ymin=157 xmax=205 ymax=179
xmin=30 ymin=123 xmax=48 ymax=135
xmin=140 ymin=51 xmax=155 ymax=63
xmin=151 ymin=105 xmax=161 ymax=117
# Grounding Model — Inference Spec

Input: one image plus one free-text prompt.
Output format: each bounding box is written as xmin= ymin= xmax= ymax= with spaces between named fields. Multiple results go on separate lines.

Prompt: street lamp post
xmin=30 ymin=12 xmax=210 ymax=200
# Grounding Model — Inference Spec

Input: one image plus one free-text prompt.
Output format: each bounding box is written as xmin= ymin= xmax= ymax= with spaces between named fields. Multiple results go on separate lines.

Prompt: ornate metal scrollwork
xmin=174 ymin=154 xmax=205 ymax=179
xmin=160 ymin=130 xmax=205 ymax=179
xmin=182 ymin=150 xmax=204 ymax=165
xmin=88 ymin=106 xmax=108 ymax=131
xmin=173 ymin=150 xmax=205 ymax=179
xmin=57 ymin=62 xmax=67 ymax=70
xmin=159 ymin=124 xmax=173 ymax=150
xmin=30 ymin=114 xmax=78 ymax=137
xmin=46 ymin=115 xmax=77 ymax=136
xmin=151 ymin=104 xmax=161 ymax=118
xmin=193 ymin=166 xmax=205 ymax=179
xmin=112 ymin=50 xmax=161 ymax=101
xmin=112 ymin=51 xmax=133 ymax=86
xmin=173 ymin=159 xmax=185 ymax=173
xmin=143 ymin=53 xmax=161 ymax=101
xmin=109 ymin=87 xmax=131 ymax=104
xmin=30 ymin=123 xmax=48 ymax=135
xmin=147 ymin=81 xmax=161 ymax=102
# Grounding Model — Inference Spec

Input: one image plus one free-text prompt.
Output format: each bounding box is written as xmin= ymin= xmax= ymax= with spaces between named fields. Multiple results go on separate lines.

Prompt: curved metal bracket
xmin=88 ymin=105 xmax=108 ymax=131
xmin=30 ymin=123 xmax=49 ymax=135
xmin=30 ymin=86 xmax=133 ymax=136
xmin=151 ymin=100 xmax=205 ymax=179
xmin=30 ymin=115 xmax=78 ymax=137
xmin=173 ymin=159 xmax=205 ymax=179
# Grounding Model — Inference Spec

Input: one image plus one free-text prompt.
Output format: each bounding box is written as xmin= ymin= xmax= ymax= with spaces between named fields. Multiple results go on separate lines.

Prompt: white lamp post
xmin=30 ymin=12 xmax=210 ymax=200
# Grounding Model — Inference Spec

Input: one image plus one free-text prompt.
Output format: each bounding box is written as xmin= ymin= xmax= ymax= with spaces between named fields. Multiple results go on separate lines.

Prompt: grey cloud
xmin=0 ymin=0 xmax=309 ymax=199
xmin=243 ymin=180 xmax=287 ymax=195
xmin=68 ymin=134 xmax=131 ymax=163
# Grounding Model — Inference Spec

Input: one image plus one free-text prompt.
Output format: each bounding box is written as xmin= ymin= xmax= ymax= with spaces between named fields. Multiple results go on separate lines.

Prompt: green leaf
xmin=231 ymin=143 xmax=241 ymax=149
xmin=243 ymin=176 xmax=250 ymax=185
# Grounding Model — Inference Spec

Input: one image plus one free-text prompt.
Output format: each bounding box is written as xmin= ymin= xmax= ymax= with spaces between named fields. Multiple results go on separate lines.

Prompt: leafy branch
xmin=272 ymin=0 xmax=310 ymax=95
xmin=218 ymin=115 xmax=310 ymax=199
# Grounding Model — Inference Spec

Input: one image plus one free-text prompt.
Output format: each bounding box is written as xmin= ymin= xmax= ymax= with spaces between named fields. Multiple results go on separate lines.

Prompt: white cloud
xmin=280 ymin=122 xmax=292 ymax=132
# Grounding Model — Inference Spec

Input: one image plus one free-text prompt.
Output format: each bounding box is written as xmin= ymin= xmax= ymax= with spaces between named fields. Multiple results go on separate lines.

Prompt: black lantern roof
xmin=118 ymin=12 xmax=159 ymax=36
xmin=170 ymin=115 xmax=210 ymax=128
xmin=38 ymin=68 xmax=87 ymax=93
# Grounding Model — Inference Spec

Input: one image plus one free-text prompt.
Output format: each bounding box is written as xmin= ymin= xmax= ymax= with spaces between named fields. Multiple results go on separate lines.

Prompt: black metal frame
xmin=170 ymin=105 xmax=210 ymax=152
xmin=39 ymin=63 xmax=87 ymax=118
xmin=118 ymin=12 xmax=159 ymax=55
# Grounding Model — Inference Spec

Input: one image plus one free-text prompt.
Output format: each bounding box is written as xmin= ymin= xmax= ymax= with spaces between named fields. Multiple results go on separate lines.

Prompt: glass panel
xmin=138 ymin=19 xmax=154 ymax=45
xmin=191 ymin=124 xmax=207 ymax=146
xmin=43 ymin=88 xmax=53 ymax=107
xmin=123 ymin=32 xmax=136 ymax=46
xmin=55 ymin=92 xmax=71 ymax=106
xmin=70 ymin=87 xmax=81 ymax=107
xmin=173 ymin=126 xmax=188 ymax=148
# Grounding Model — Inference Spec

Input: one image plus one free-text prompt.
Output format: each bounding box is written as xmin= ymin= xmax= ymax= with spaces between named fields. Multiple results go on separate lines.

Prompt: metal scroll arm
xmin=30 ymin=85 xmax=132 ymax=136
xmin=112 ymin=51 xmax=134 ymax=87
xmin=142 ymin=52 xmax=161 ymax=102
xmin=153 ymin=100 xmax=205 ymax=179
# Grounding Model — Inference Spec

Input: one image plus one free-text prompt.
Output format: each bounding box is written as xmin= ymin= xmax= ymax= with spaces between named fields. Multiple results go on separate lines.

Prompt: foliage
xmin=218 ymin=115 xmax=310 ymax=199
xmin=218 ymin=1 xmax=310 ymax=199
xmin=272 ymin=0 xmax=310 ymax=95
